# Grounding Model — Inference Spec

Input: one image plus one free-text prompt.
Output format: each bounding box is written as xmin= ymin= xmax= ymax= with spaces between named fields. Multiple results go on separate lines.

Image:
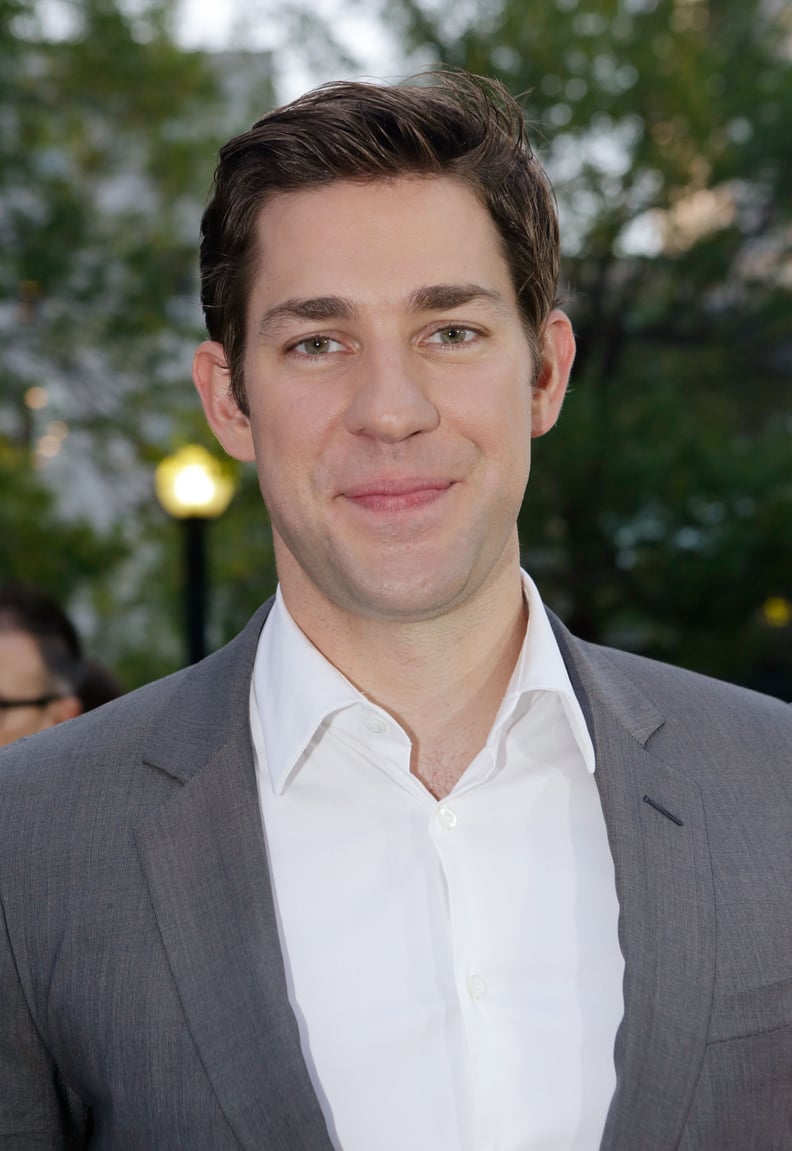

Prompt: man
xmin=0 ymin=583 xmax=84 ymax=746
xmin=1 ymin=73 xmax=791 ymax=1151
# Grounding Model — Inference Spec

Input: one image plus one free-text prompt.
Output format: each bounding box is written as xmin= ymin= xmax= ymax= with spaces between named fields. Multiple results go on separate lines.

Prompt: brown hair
xmin=200 ymin=71 xmax=560 ymax=412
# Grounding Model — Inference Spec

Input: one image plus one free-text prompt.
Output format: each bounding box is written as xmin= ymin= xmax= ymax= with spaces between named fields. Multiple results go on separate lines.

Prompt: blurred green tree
xmin=0 ymin=0 xmax=278 ymax=685
xmin=369 ymin=0 xmax=792 ymax=694
xmin=0 ymin=436 xmax=128 ymax=596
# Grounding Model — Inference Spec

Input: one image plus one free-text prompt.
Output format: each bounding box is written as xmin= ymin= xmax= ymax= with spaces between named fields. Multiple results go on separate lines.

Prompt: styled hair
xmin=200 ymin=71 xmax=560 ymax=413
xmin=0 ymin=582 xmax=83 ymax=695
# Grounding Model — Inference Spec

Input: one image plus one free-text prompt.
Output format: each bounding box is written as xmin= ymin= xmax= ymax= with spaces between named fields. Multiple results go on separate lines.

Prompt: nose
xmin=343 ymin=344 xmax=440 ymax=443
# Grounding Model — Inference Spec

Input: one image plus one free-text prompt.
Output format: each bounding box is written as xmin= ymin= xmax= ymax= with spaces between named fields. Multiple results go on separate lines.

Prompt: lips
xmin=341 ymin=478 xmax=453 ymax=513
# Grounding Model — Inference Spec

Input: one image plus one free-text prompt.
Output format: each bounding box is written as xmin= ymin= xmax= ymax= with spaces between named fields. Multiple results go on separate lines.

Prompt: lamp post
xmin=155 ymin=445 xmax=235 ymax=665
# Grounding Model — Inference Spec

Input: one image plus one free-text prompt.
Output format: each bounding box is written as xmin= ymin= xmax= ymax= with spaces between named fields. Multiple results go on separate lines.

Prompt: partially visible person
xmin=0 ymin=582 xmax=121 ymax=747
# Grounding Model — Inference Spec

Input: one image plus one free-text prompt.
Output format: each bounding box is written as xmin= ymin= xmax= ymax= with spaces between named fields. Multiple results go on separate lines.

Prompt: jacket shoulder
xmin=549 ymin=612 xmax=792 ymax=792
xmin=588 ymin=639 xmax=789 ymax=719
xmin=0 ymin=597 xmax=274 ymax=800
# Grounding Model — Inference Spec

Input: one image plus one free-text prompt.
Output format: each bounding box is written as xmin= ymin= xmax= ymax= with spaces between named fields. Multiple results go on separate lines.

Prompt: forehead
xmin=249 ymin=176 xmax=515 ymax=306
xmin=0 ymin=629 xmax=47 ymax=692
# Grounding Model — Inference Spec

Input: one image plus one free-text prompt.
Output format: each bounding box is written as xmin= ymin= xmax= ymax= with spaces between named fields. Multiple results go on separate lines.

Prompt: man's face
xmin=0 ymin=629 xmax=61 ymax=746
xmin=195 ymin=176 xmax=573 ymax=626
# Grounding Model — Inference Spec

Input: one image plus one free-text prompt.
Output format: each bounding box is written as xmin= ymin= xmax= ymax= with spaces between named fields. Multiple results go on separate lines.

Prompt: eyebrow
xmin=408 ymin=283 xmax=510 ymax=315
xmin=256 ymin=283 xmax=510 ymax=341
xmin=257 ymin=296 xmax=357 ymax=340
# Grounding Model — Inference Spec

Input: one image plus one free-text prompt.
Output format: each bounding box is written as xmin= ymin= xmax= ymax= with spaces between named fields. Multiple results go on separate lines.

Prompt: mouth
xmin=341 ymin=478 xmax=454 ymax=514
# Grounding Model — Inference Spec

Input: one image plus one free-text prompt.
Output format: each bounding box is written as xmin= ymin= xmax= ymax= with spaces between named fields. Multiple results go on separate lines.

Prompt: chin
xmin=335 ymin=570 xmax=474 ymax=623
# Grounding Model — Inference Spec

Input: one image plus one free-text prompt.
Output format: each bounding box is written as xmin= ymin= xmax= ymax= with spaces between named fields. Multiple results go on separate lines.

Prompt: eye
xmin=291 ymin=335 xmax=345 ymax=357
xmin=425 ymin=326 xmax=478 ymax=346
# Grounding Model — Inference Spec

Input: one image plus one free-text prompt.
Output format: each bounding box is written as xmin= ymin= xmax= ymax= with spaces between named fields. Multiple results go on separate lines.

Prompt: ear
xmin=192 ymin=340 xmax=256 ymax=463
xmin=531 ymin=309 xmax=576 ymax=438
xmin=45 ymin=694 xmax=82 ymax=728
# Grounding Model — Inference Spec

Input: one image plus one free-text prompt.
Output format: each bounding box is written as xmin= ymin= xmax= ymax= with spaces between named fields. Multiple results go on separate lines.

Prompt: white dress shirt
xmin=250 ymin=574 xmax=624 ymax=1150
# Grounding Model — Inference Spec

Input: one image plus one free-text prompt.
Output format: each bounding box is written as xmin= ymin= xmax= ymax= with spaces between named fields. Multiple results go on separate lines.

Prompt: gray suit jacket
xmin=1 ymin=601 xmax=791 ymax=1149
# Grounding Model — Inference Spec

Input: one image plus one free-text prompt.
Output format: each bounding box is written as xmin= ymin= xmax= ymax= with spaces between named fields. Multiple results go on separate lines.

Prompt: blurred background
xmin=1 ymin=0 xmax=790 ymax=696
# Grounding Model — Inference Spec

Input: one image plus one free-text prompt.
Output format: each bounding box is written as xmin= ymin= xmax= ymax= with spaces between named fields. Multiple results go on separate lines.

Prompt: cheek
xmin=249 ymin=380 xmax=340 ymax=454
xmin=482 ymin=404 xmax=534 ymax=500
xmin=251 ymin=421 xmax=320 ymax=520
xmin=470 ymin=374 xmax=533 ymax=460
xmin=254 ymin=394 xmax=354 ymax=495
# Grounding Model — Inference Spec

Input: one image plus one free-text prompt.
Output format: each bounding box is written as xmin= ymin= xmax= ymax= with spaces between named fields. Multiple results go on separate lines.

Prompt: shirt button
xmin=437 ymin=806 xmax=457 ymax=830
xmin=466 ymin=974 xmax=487 ymax=1001
xmin=364 ymin=713 xmax=388 ymax=734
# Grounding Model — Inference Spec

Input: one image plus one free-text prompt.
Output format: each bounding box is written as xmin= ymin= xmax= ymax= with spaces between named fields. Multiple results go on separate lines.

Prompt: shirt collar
xmin=505 ymin=572 xmax=595 ymax=773
xmin=252 ymin=573 xmax=595 ymax=794
xmin=252 ymin=586 xmax=361 ymax=794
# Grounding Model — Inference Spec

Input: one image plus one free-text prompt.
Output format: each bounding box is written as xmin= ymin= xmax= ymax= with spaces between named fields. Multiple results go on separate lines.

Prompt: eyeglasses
xmin=0 ymin=694 xmax=65 ymax=711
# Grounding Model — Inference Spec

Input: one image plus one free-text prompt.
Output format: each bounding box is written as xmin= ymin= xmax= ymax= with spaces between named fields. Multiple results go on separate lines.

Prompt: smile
xmin=341 ymin=480 xmax=454 ymax=514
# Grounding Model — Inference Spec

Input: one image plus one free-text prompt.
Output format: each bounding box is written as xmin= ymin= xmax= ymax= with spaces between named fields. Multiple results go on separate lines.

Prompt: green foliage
xmin=0 ymin=0 xmax=278 ymax=687
xmin=0 ymin=436 xmax=128 ymax=602
xmin=373 ymin=0 xmax=792 ymax=694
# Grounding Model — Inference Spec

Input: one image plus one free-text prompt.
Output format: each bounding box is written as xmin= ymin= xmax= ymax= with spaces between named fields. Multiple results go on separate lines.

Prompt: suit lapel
xmin=134 ymin=604 xmax=333 ymax=1151
xmin=550 ymin=615 xmax=716 ymax=1150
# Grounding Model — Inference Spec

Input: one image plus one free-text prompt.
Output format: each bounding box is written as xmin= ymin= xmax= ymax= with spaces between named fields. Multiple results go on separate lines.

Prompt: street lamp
xmin=155 ymin=445 xmax=235 ymax=665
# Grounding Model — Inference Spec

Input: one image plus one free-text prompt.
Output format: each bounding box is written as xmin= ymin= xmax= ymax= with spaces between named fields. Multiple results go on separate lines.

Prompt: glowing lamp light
xmin=155 ymin=445 xmax=234 ymax=520
xmin=154 ymin=445 xmax=236 ymax=665
xmin=762 ymin=596 xmax=792 ymax=629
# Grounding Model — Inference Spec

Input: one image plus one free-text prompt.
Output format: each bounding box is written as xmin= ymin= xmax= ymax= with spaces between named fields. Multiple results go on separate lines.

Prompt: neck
xmin=279 ymin=558 xmax=527 ymax=798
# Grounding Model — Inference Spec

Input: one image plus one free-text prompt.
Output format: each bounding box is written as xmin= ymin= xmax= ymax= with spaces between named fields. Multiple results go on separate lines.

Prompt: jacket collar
xmin=550 ymin=612 xmax=715 ymax=1150
xmin=135 ymin=596 xmax=333 ymax=1151
xmin=140 ymin=598 xmax=275 ymax=784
